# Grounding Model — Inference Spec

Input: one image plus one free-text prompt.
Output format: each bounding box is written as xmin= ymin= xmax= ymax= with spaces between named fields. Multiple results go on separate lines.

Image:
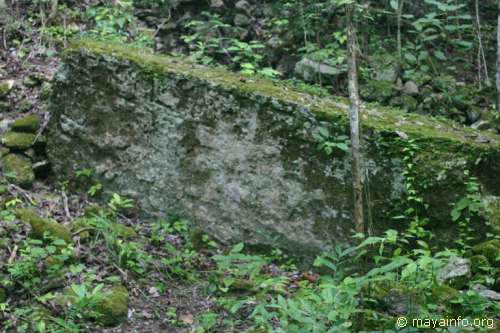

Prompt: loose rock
xmin=11 ymin=114 xmax=41 ymax=133
xmin=2 ymin=154 xmax=35 ymax=188
xmin=1 ymin=131 xmax=35 ymax=150
xmin=16 ymin=208 xmax=72 ymax=243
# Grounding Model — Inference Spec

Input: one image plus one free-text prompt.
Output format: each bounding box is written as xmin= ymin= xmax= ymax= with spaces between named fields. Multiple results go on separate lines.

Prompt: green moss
xmin=18 ymin=99 xmax=34 ymax=113
xmin=40 ymin=82 xmax=52 ymax=100
xmin=84 ymin=204 xmax=111 ymax=217
xmin=72 ymin=217 xmax=92 ymax=240
xmin=55 ymin=285 xmax=128 ymax=327
xmin=110 ymin=223 xmax=137 ymax=239
xmin=2 ymin=154 xmax=35 ymax=188
xmin=472 ymin=240 xmax=500 ymax=267
xmin=0 ymin=80 xmax=14 ymax=98
xmin=65 ymin=39 xmax=500 ymax=149
xmin=469 ymin=255 xmax=491 ymax=273
xmin=11 ymin=114 xmax=41 ymax=133
xmin=1 ymin=131 xmax=35 ymax=150
xmin=95 ymin=285 xmax=129 ymax=326
xmin=431 ymin=284 xmax=460 ymax=305
xmin=0 ymin=287 xmax=6 ymax=302
xmin=390 ymin=95 xmax=418 ymax=111
xmin=483 ymin=196 xmax=500 ymax=233
xmin=360 ymin=80 xmax=396 ymax=102
xmin=16 ymin=208 xmax=72 ymax=243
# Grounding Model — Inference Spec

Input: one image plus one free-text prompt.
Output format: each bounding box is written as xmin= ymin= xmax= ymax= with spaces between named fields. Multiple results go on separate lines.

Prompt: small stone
xmin=0 ymin=80 xmax=14 ymax=98
xmin=11 ymin=114 xmax=41 ymax=133
xmin=383 ymin=289 xmax=415 ymax=315
xmin=1 ymin=131 xmax=35 ymax=150
xmin=235 ymin=0 xmax=250 ymax=12
xmin=402 ymin=81 xmax=419 ymax=95
xmin=95 ymin=286 xmax=129 ymax=326
xmin=437 ymin=256 xmax=471 ymax=289
xmin=210 ymin=0 xmax=224 ymax=8
xmin=472 ymin=284 xmax=500 ymax=301
xmin=2 ymin=154 xmax=35 ymax=188
xmin=16 ymin=208 xmax=72 ymax=243
xmin=471 ymin=120 xmax=492 ymax=131
xmin=234 ymin=14 xmax=250 ymax=26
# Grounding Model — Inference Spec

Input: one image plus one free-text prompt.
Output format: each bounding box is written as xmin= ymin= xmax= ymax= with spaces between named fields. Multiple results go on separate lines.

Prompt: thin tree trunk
xmin=346 ymin=1 xmax=364 ymax=234
xmin=497 ymin=1 xmax=500 ymax=112
xmin=397 ymin=0 xmax=405 ymax=64
xmin=475 ymin=0 xmax=490 ymax=87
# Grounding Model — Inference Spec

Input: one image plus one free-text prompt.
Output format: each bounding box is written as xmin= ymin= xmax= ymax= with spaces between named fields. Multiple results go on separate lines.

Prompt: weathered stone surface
xmin=472 ymin=284 xmax=500 ymax=301
xmin=47 ymin=40 xmax=500 ymax=256
xmin=438 ymin=256 xmax=471 ymax=289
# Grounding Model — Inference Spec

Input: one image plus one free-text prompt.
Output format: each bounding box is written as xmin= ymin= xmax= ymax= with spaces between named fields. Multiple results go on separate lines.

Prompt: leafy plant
xmin=312 ymin=125 xmax=350 ymax=154
xmin=107 ymin=193 xmax=134 ymax=212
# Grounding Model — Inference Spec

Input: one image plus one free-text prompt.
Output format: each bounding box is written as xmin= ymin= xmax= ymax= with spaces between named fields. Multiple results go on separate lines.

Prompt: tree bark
xmin=497 ymin=0 xmax=500 ymax=112
xmin=346 ymin=1 xmax=364 ymax=234
xmin=397 ymin=0 xmax=405 ymax=64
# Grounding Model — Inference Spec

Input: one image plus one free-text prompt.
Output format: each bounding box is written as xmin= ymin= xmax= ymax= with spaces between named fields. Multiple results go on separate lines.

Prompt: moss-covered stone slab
xmin=47 ymin=39 xmax=500 ymax=257
xmin=1 ymin=153 xmax=35 ymax=188
xmin=16 ymin=208 xmax=72 ymax=243
xmin=1 ymin=131 xmax=35 ymax=150
xmin=11 ymin=114 xmax=41 ymax=133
